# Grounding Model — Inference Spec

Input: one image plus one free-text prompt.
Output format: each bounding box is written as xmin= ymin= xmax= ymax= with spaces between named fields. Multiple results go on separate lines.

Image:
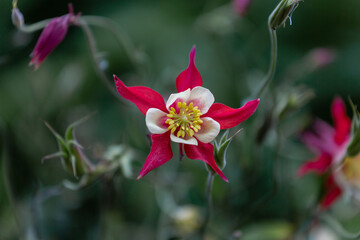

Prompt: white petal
xmin=187 ymin=86 xmax=214 ymax=114
xmin=194 ymin=117 xmax=220 ymax=143
xmin=145 ymin=108 xmax=169 ymax=134
xmin=166 ymin=89 xmax=191 ymax=110
xmin=170 ymin=133 xmax=198 ymax=145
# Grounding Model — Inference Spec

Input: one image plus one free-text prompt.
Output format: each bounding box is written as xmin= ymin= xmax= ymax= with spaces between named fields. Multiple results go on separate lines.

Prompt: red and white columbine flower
xmin=114 ymin=47 xmax=259 ymax=182
xmin=30 ymin=4 xmax=80 ymax=70
xmin=298 ymin=97 xmax=351 ymax=209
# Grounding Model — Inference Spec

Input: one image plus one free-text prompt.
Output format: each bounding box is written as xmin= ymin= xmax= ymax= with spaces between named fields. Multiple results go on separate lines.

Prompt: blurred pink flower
xmin=298 ymin=97 xmax=351 ymax=209
xmin=306 ymin=48 xmax=336 ymax=69
xmin=114 ymin=46 xmax=259 ymax=181
xmin=233 ymin=0 xmax=252 ymax=16
xmin=30 ymin=4 xmax=80 ymax=70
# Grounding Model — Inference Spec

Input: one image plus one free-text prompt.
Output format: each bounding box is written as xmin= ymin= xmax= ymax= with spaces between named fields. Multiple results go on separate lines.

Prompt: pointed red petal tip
xmin=189 ymin=45 xmax=196 ymax=65
xmin=204 ymin=98 xmax=260 ymax=130
xmin=136 ymin=133 xmax=173 ymax=180
xmin=113 ymin=75 xmax=167 ymax=114
xmin=176 ymin=46 xmax=203 ymax=92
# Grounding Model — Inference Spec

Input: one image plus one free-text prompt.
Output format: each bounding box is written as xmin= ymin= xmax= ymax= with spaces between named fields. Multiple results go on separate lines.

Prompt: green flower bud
xmin=268 ymin=0 xmax=301 ymax=30
xmin=42 ymin=115 xmax=95 ymax=179
xmin=214 ymin=129 xmax=242 ymax=170
xmin=347 ymin=99 xmax=360 ymax=157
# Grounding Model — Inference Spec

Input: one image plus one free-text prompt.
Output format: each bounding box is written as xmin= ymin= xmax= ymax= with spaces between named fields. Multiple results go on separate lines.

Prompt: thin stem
xmin=17 ymin=19 xmax=51 ymax=33
xmin=253 ymin=27 xmax=278 ymax=98
xmin=81 ymin=16 xmax=149 ymax=79
xmin=78 ymin=18 xmax=122 ymax=101
xmin=199 ymin=173 xmax=214 ymax=239
xmin=1 ymin=133 xmax=23 ymax=238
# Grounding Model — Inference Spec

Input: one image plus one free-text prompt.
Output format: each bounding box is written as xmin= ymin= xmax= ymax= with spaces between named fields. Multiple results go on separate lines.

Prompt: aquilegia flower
xmin=30 ymin=4 xmax=80 ymax=70
xmin=114 ymin=46 xmax=259 ymax=181
xmin=298 ymin=97 xmax=351 ymax=209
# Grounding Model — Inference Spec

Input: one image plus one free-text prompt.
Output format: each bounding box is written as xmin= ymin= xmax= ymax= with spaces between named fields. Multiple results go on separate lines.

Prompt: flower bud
xmin=268 ymin=0 xmax=301 ymax=30
xmin=11 ymin=6 xmax=24 ymax=28
xmin=29 ymin=4 xmax=80 ymax=70
xmin=213 ymin=129 xmax=242 ymax=170
xmin=347 ymin=100 xmax=360 ymax=157
xmin=42 ymin=116 xmax=94 ymax=179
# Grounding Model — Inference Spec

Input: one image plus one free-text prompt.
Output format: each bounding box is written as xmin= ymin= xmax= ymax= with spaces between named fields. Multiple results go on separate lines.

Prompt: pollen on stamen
xmin=166 ymin=101 xmax=203 ymax=139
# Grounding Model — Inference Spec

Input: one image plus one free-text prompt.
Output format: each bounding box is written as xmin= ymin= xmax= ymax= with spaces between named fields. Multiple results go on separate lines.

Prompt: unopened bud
xmin=268 ymin=0 xmax=301 ymax=30
xmin=347 ymin=100 xmax=360 ymax=157
xmin=12 ymin=7 xmax=24 ymax=28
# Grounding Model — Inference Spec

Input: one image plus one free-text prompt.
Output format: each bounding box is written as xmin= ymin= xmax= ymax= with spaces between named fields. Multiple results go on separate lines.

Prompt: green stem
xmin=17 ymin=19 xmax=51 ymax=33
xmin=253 ymin=27 xmax=278 ymax=98
xmin=78 ymin=18 xmax=122 ymax=101
xmin=80 ymin=15 xmax=148 ymax=78
xmin=1 ymin=131 xmax=23 ymax=238
xmin=321 ymin=213 xmax=360 ymax=239
xmin=199 ymin=173 xmax=214 ymax=239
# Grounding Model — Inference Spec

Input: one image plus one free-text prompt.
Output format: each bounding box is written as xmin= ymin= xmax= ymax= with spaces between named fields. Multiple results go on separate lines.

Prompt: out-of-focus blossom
xmin=29 ymin=4 xmax=80 ymax=70
xmin=114 ymin=46 xmax=259 ymax=181
xmin=334 ymin=149 xmax=360 ymax=202
xmin=306 ymin=48 xmax=336 ymax=69
xmin=171 ymin=205 xmax=202 ymax=236
xmin=233 ymin=0 xmax=252 ymax=16
xmin=298 ymin=97 xmax=351 ymax=209
xmin=308 ymin=225 xmax=338 ymax=240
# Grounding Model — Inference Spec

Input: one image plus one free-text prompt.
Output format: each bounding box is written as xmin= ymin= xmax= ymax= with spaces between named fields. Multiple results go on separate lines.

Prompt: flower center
xmin=341 ymin=153 xmax=360 ymax=188
xmin=165 ymin=102 xmax=203 ymax=138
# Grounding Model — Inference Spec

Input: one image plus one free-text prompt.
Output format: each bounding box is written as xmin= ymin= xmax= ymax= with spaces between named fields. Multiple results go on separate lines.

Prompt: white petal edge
xmin=166 ymin=88 xmax=191 ymax=110
xmin=194 ymin=117 xmax=220 ymax=143
xmin=170 ymin=134 xmax=198 ymax=145
xmin=145 ymin=108 xmax=169 ymax=134
xmin=187 ymin=86 xmax=214 ymax=114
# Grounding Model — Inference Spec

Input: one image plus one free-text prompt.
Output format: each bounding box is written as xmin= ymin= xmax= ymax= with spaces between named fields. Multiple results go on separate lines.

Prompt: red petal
xmin=321 ymin=174 xmax=342 ymax=209
xmin=184 ymin=142 xmax=228 ymax=182
xmin=176 ymin=46 xmax=203 ymax=92
xmin=204 ymin=99 xmax=259 ymax=130
xmin=297 ymin=153 xmax=332 ymax=177
xmin=114 ymin=75 xmax=167 ymax=115
xmin=331 ymin=97 xmax=351 ymax=145
xmin=137 ymin=132 xmax=173 ymax=180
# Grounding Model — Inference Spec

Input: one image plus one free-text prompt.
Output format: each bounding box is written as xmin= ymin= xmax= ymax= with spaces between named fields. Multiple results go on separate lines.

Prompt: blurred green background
xmin=1 ymin=0 xmax=360 ymax=239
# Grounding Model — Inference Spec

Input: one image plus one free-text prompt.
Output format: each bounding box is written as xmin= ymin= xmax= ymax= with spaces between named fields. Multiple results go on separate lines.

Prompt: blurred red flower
xmin=298 ymin=97 xmax=351 ymax=209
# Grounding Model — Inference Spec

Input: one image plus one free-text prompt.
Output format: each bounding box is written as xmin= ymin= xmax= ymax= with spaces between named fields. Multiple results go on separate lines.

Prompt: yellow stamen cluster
xmin=342 ymin=153 xmax=360 ymax=188
xmin=165 ymin=102 xmax=203 ymax=138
